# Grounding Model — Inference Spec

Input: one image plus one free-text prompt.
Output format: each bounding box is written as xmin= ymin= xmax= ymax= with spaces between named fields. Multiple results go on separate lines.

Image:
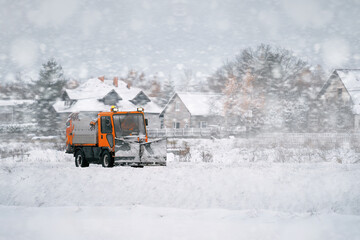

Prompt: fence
xmin=2 ymin=123 xmax=360 ymax=148
xmin=148 ymin=128 xmax=360 ymax=138
xmin=148 ymin=128 xmax=360 ymax=148
xmin=232 ymin=132 xmax=360 ymax=148
xmin=0 ymin=123 xmax=37 ymax=133
xmin=147 ymin=128 xmax=250 ymax=138
xmin=147 ymin=128 xmax=214 ymax=138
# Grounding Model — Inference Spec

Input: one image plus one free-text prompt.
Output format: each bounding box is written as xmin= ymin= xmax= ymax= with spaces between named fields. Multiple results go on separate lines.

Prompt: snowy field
xmin=1 ymin=139 xmax=360 ymax=239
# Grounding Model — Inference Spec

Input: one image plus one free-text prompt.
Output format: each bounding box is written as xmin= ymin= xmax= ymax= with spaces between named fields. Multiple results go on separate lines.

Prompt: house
xmin=53 ymin=77 xmax=162 ymax=129
xmin=159 ymin=92 xmax=223 ymax=129
xmin=318 ymin=69 xmax=360 ymax=129
xmin=0 ymin=99 xmax=34 ymax=124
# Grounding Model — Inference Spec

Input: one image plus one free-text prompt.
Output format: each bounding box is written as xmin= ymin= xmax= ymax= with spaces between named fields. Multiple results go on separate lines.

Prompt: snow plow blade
xmin=114 ymin=138 xmax=167 ymax=166
xmin=140 ymin=138 xmax=167 ymax=166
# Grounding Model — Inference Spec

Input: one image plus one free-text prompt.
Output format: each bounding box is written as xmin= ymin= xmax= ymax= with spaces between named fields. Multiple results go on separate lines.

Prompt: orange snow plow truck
xmin=65 ymin=107 xmax=166 ymax=167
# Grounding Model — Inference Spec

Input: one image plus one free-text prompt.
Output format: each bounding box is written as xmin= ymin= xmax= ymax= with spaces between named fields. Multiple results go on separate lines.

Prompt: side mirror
xmin=145 ymin=119 xmax=148 ymax=126
xmin=90 ymin=121 xmax=96 ymax=130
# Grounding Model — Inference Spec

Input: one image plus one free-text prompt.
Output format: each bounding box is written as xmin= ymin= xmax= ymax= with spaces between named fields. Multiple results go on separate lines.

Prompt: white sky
xmin=0 ymin=0 xmax=360 ymax=82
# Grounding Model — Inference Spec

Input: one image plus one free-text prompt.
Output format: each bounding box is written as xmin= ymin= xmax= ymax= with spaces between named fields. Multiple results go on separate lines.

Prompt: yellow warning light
xmin=111 ymin=106 xmax=118 ymax=112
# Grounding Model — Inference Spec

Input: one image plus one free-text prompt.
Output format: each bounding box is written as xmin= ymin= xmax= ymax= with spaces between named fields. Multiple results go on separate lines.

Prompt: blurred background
xmin=1 ymin=0 xmax=360 ymax=138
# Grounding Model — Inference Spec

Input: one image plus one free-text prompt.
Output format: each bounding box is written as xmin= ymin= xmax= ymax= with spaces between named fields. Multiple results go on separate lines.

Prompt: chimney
xmin=113 ymin=76 xmax=118 ymax=87
xmin=98 ymin=76 xmax=105 ymax=82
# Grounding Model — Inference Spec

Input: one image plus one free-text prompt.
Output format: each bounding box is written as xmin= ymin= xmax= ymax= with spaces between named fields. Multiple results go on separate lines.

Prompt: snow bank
xmin=1 ymin=159 xmax=359 ymax=215
xmin=172 ymin=138 xmax=360 ymax=164
xmin=0 ymin=141 xmax=68 ymax=162
xmin=1 ymin=139 xmax=359 ymax=215
xmin=2 ymin=137 xmax=359 ymax=164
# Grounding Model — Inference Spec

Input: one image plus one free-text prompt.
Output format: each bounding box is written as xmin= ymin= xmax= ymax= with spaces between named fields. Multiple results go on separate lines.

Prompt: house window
xmin=199 ymin=121 xmax=207 ymax=128
xmin=160 ymin=118 xmax=164 ymax=129
xmin=338 ymin=88 xmax=342 ymax=98
xmin=175 ymin=101 xmax=180 ymax=111
xmin=173 ymin=122 xmax=180 ymax=129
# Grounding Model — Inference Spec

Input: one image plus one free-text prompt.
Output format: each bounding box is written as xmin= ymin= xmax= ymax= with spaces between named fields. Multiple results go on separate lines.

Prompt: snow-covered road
xmin=0 ymin=150 xmax=360 ymax=239
xmin=1 ymin=205 xmax=360 ymax=240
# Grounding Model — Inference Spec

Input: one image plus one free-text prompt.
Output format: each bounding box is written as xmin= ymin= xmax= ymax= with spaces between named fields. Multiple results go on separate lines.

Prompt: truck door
xmin=99 ymin=116 xmax=114 ymax=148
xmin=113 ymin=114 xmax=141 ymax=163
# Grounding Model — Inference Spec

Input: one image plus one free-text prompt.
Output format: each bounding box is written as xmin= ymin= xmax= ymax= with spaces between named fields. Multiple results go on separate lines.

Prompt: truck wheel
xmin=101 ymin=150 xmax=114 ymax=168
xmin=75 ymin=150 xmax=89 ymax=168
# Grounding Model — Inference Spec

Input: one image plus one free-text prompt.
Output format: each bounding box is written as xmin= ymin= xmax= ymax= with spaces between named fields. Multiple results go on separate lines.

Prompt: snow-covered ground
xmin=1 ymin=206 xmax=360 ymax=240
xmin=1 ymin=139 xmax=360 ymax=239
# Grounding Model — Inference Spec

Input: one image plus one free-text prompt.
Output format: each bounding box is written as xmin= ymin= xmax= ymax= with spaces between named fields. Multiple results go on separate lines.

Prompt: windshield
xmin=113 ymin=113 xmax=146 ymax=137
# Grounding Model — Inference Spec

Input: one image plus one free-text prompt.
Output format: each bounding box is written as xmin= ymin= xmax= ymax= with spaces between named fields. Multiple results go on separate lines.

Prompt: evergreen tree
xmin=31 ymin=58 xmax=66 ymax=135
xmin=159 ymin=76 xmax=175 ymax=107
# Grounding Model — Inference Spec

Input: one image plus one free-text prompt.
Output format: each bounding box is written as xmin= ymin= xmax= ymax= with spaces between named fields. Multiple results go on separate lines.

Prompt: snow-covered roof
xmin=53 ymin=99 xmax=161 ymax=114
xmin=0 ymin=99 xmax=34 ymax=106
xmin=54 ymin=98 xmax=134 ymax=113
xmin=161 ymin=92 xmax=223 ymax=116
xmin=65 ymin=78 xmax=141 ymax=101
xmin=53 ymin=78 xmax=162 ymax=114
xmin=335 ymin=69 xmax=360 ymax=105
xmin=142 ymin=101 xmax=162 ymax=114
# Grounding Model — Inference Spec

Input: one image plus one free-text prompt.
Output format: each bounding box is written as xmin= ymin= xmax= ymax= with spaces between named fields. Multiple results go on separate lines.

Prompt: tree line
xmin=0 ymin=59 xmax=67 ymax=134
xmin=0 ymin=44 xmax=354 ymax=134
xmin=206 ymin=44 xmax=352 ymax=133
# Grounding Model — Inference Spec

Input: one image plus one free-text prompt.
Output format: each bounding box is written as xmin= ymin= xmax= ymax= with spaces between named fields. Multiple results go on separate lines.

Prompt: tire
xmin=101 ymin=150 xmax=114 ymax=168
xmin=75 ymin=150 xmax=89 ymax=168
